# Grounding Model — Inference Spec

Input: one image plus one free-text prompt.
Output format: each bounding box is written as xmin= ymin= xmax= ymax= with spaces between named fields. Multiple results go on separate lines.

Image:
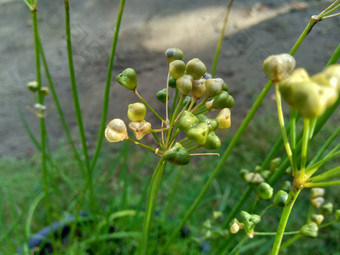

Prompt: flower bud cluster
xmin=26 ymin=81 xmax=49 ymax=118
xmin=106 ymin=48 xmax=235 ymax=166
xmin=230 ymin=211 xmax=261 ymax=238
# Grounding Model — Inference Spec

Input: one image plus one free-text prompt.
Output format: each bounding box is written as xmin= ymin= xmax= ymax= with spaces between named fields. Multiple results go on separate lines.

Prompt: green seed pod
xmin=311 ymin=214 xmax=324 ymax=225
xmin=192 ymin=79 xmax=206 ymax=99
xmin=116 ymin=68 xmax=137 ymax=90
xmin=240 ymin=211 xmax=261 ymax=231
xmin=335 ymin=209 xmax=340 ymax=222
xmin=185 ymin=58 xmax=207 ymax=80
xmin=310 ymin=188 xmax=325 ymax=198
xmin=216 ymin=108 xmax=231 ymax=129
xmin=176 ymin=75 xmax=193 ymax=96
xmin=256 ymin=182 xmax=273 ymax=200
xmin=187 ymin=122 xmax=209 ymax=145
xmin=27 ymin=81 xmax=38 ymax=92
xmin=311 ymin=197 xmax=325 ymax=209
xmin=40 ymin=87 xmax=49 ymax=96
xmin=169 ymin=60 xmax=186 ymax=79
xmin=163 ymin=142 xmax=190 ymax=165
xmin=105 ymin=119 xmax=128 ymax=143
xmin=197 ymin=115 xmax=219 ymax=131
xmin=243 ymin=172 xmax=264 ymax=184
xmin=222 ymin=82 xmax=229 ymax=92
xmin=273 ymin=190 xmax=288 ymax=207
xmin=300 ymin=222 xmax=318 ymax=238
xmin=128 ymin=121 xmax=151 ymax=140
xmin=321 ymin=202 xmax=333 ymax=214
xmin=203 ymin=131 xmax=221 ymax=150
xmin=281 ymin=181 xmax=291 ymax=192
xmin=213 ymin=91 xmax=235 ymax=109
xmin=127 ymin=102 xmax=146 ymax=122
xmin=270 ymin=157 xmax=281 ymax=170
xmin=156 ymin=88 xmax=169 ymax=104
xmin=165 ymin=48 xmax=184 ymax=64
xmin=168 ymin=75 xmax=176 ymax=88
xmin=312 ymin=64 xmax=340 ymax=91
xmin=262 ymin=53 xmax=296 ymax=82
xmin=178 ymin=110 xmax=199 ymax=132
xmin=206 ymin=78 xmax=224 ymax=97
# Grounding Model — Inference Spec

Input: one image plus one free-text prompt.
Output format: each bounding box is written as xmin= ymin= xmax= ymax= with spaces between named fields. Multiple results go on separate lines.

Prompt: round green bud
xmin=185 ymin=58 xmax=206 ymax=80
xmin=270 ymin=157 xmax=281 ymax=170
xmin=116 ymin=68 xmax=137 ymax=90
xmin=169 ymin=60 xmax=186 ymax=79
xmin=335 ymin=209 xmax=340 ymax=222
xmin=27 ymin=81 xmax=38 ymax=92
xmin=192 ymin=79 xmax=206 ymax=99
xmin=256 ymin=182 xmax=273 ymax=200
xmin=156 ymin=88 xmax=169 ymax=104
xmin=178 ymin=110 xmax=199 ymax=132
xmin=212 ymin=91 xmax=235 ymax=109
xmin=168 ymin=75 xmax=176 ymax=88
xmin=321 ymin=202 xmax=333 ymax=214
xmin=281 ymin=181 xmax=291 ymax=192
xmin=176 ymin=75 xmax=193 ymax=96
xmin=311 ymin=214 xmax=324 ymax=225
xmin=311 ymin=197 xmax=325 ymax=209
xmin=300 ymin=222 xmax=318 ymax=238
xmin=216 ymin=108 xmax=231 ymax=129
xmin=165 ymin=48 xmax=184 ymax=64
xmin=203 ymin=131 xmax=221 ymax=150
xmin=163 ymin=142 xmax=190 ymax=165
xmin=40 ymin=87 xmax=49 ymax=96
xmin=127 ymin=102 xmax=146 ymax=122
xmin=128 ymin=121 xmax=151 ymax=140
xmin=273 ymin=190 xmax=288 ymax=207
xmin=310 ymin=188 xmax=325 ymax=198
xmin=205 ymin=78 xmax=224 ymax=97
xmin=262 ymin=53 xmax=296 ymax=82
xmin=105 ymin=119 xmax=128 ymax=143
xmin=187 ymin=122 xmax=209 ymax=145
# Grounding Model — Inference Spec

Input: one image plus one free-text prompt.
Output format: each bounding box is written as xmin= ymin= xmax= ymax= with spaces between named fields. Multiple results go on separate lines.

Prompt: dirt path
xmin=0 ymin=0 xmax=339 ymax=157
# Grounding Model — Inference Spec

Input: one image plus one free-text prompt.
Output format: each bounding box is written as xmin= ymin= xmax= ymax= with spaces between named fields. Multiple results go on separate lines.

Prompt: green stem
xmin=135 ymin=89 xmax=164 ymax=122
xmin=127 ymin=137 xmax=158 ymax=154
xmin=165 ymin=96 xmax=184 ymax=148
xmin=290 ymin=109 xmax=298 ymax=174
xmin=310 ymin=166 xmax=340 ymax=182
xmin=270 ymin=187 xmax=302 ymax=255
xmin=279 ymin=234 xmax=301 ymax=251
xmin=211 ymin=0 xmax=233 ymax=76
xmin=141 ymin=159 xmax=166 ymax=255
xmin=304 ymin=180 xmax=340 ymax=187
xmin=300 ymin=119 xmax=310 ymax=175
xmin=254 ymin=231 xmax=299 ymax=236
xmin=326 ymin=42 xmax=340 ymax=66
xmin=90 ymin=0 xmax=126 ymax=170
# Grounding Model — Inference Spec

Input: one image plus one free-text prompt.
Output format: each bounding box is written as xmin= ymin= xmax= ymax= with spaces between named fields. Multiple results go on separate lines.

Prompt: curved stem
xmin=135 ymin=89 xmax=164 ymax=122
xmin=270 ymin=187 xmax=302 ymax=255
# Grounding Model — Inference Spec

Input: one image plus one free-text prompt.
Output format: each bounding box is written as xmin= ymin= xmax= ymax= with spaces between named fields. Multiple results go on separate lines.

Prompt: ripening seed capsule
xmin=128 ymin=121 xmax=151 ymax=140
xmin=310 ymin=188 xmax=325 ymax=198
xmin=116 ymin=68 xmax=137 ymax=90
xmin=273 ymin=190 xmax=288 ymax=207
xmin=176 ymin=75 xmax=193 ymax=96
xmin=321 ymin=202 xmax=333 ymax=214
xmin=156 ymin=88 xmax=169 ymax=104
xmin=300 ymin=222 xmax=318 ymax=238
xmin=163 ymin=142 xmax=190 ymax=165
xmin=205 ymin=78 xmax=224 ymax=97
xmin=216 ymin=108 xmax=231 ymax=129
xmin=27 ymin=81 xmax=38 ymax=92
xmin=105 ymin=119 xmax=128 ymax=143
xmin=178 ymin=110 xmax=199 ymax=132
xmin=127 ymin=103 xmax=146 ymax=122
xmin=256 ymin=182 xmax=273 ymax=200
xmin=169 ymin=60 xmax=186 ymax=79
xmin=212 ymin=91 xmax=235 ymax=109
xmin=262 ymin=53 xmax=296 ymax=82
xmin=311 ymin=197 xmax=325 ymax=209
xmin=165 ymin=48 xmax=184 ymax=64
xmin=187 ymin=122 xmax=209 ymax=145
xmin=311 ymin=214 xmax=324 ymax=225
xmin=185 ymin=58 xmax=207 ymax=80
xmin=203 ymin=131 xmax=221 ymax=150
xmin=192 ymin=79 xmax=206 ymax=99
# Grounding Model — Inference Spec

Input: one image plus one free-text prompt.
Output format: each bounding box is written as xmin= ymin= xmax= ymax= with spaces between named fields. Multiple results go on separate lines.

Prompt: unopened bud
xmin=310 ymin=188 xmax=325 ymax=198
xmin=205 ymin=78 xmax=224 ymax=97
xmin=165 ymin=48 xmax=184 ymax=64
xmin=311 ymin=197 xmax=325 ymax=209
xmin=192 ymin=79 xmax=206 ymax=99
xmin=321 ymin=202 xmax=333 ymax=214
xmin=163 ymin=142 xmax=190 ymax=165
xmin=116 ymin=68 xmax=137 ymax=90
xmin=212 ymin=91 xmax=235 ymax=109
xmin=311 ymin=214 xmax=324 ymax=225
xmin=127 ymin=103 xmax=146 ymax=122
xmin=169 ymin=60 xmax=186 ymax=79
xmin=176 ymin=75 xmax=193 ymax=96
xmin=256 ymin=182 xmax=273 ymax=200
xmin=27 ymin=81 xmax=38 ymax=92
xmin=186 ymin=58 xmax=206 ymax=80
xmin=262 ymin=53 xmax=296 ymax=82
xmin=300 ymin=222 xmax=318 ymax=238
xmin=273 ymin=190 xmax=288 ymax=207
xmin=203 ymin=131 xmax=221 ymax=150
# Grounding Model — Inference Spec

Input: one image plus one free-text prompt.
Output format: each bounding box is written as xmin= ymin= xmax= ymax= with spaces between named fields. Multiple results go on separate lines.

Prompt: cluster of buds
xmin=26 ymin=80 xmax=49 ymax=118
xmin=105 ymin=48 xmax=235 ymax=165
xmin=263 ymin=54 xmax=340 ymax=119
xmin=230 ymin=211 xmax=261 ymax=238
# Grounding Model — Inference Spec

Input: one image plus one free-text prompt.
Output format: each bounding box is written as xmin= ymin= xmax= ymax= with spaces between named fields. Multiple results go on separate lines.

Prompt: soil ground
xmin=0 ymin=0 xmax=339 ymax=157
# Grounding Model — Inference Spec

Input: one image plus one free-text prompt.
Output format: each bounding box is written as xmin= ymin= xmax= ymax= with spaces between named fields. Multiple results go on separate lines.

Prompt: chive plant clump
xmin=105 ymin=48 xmax=235 ymax=165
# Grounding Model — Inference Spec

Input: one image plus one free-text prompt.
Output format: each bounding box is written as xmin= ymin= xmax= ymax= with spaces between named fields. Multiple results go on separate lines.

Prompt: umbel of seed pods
xmin=263 ymin=54 xmax=340 ymax=119
xmin=105 ymin=48 xmax=235 ymax=165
